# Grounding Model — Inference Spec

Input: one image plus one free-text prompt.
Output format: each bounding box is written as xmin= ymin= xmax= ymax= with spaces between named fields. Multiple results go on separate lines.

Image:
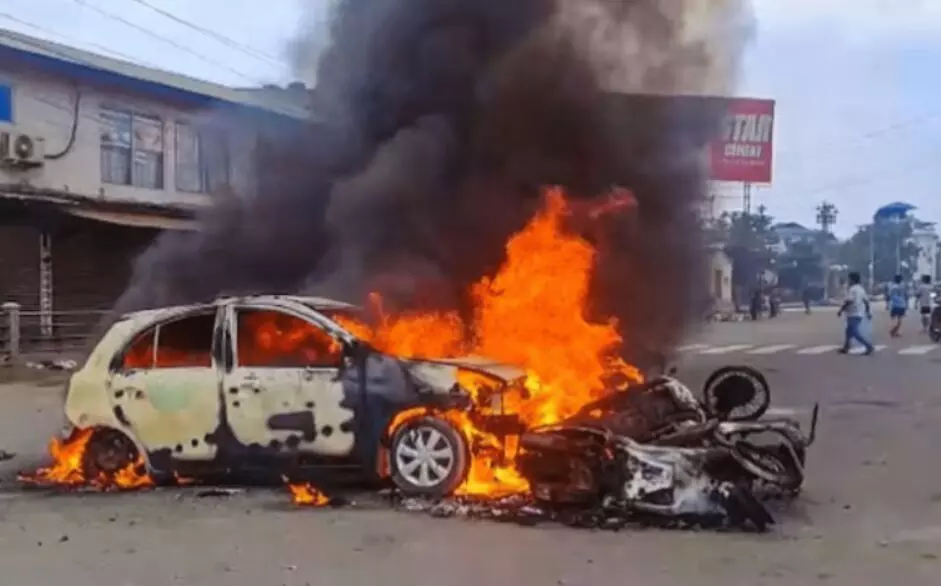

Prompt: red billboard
xmin=709 ymin=97 xmax=775 ymax=183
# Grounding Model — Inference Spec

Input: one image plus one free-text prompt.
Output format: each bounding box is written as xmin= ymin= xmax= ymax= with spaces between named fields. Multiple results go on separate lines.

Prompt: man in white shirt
xmin=836 ymin=271 xmax=874 ymax=355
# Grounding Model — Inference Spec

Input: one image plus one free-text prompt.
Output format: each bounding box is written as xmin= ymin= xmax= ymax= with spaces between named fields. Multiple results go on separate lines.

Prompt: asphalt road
xmin=0 ymin=311 xmax=939 ymax=586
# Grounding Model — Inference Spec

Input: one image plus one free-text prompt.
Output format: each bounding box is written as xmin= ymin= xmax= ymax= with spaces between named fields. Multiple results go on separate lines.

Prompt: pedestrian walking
xmin=887 ymin=274 xmax=907 ymax=337
xmin=916 ymin=275 xmax=933 ymax=333
xmin=768 ymin=287 xmax=780 ymax=318
xmin=802 ymin=284 xmax=813 ymax=314
xmin=836 ymin=271 xmax=874 ymax=355
xmin=749 ymin=287 xmax=762 ymax=321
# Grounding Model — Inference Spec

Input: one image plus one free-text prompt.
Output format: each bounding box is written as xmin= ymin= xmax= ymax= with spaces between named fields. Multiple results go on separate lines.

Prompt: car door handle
xmin=239 ymin=374 xmax=261 ymax=391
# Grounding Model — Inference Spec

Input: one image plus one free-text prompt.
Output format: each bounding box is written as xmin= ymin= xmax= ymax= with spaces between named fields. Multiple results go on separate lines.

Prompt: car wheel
xmin=82 ymin=428 xmax=139 ymax=479
xmin=390 ymin=416 xmax=468 ymax=497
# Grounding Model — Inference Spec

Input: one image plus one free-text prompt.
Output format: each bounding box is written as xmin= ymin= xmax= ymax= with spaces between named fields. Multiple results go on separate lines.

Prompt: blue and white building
xmin=0 ymin=27 xmax=309 ymax=324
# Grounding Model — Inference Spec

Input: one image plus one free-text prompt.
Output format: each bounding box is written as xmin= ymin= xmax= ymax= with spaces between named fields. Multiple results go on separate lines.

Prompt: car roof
xmin=262 ymin=295 xmax=358 ymax=311
xmin=116 ymin=295 xmax=357 ymax=321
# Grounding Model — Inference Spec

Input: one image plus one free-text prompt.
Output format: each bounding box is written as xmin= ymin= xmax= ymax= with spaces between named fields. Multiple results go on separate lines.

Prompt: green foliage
xmin=715 ymin=206 xmax=778 ymax=287
xmin=776 ymin=239 xmax=823 ymax=290
xmin=837 ymin=221 xmax=920 ymax=284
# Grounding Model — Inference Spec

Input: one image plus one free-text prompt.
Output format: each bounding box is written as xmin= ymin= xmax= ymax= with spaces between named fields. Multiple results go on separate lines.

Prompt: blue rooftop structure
xmin=873 ymin=202 xmax=916 ymax=222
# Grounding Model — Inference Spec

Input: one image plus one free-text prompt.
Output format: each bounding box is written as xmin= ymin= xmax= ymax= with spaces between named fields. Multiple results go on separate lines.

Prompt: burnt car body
xmin=517 ymin=366 xmax=818 ymax=530
xmin=62 ymin=295 xmax=525 ymax=495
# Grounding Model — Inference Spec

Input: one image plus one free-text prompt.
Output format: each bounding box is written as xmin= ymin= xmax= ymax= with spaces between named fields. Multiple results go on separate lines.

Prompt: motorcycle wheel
xmin=702 ymin=366 xmax=771 ymax=421
xmin=731 ymin=442 xmax=803 ymax=489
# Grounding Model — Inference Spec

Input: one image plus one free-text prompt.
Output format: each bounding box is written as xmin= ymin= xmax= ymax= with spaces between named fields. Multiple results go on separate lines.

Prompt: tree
xmin=838 ymin=221 xmax=920 ymax=286
xmin=776 ymin=239 xmax=823 ymax=292
xmin=718 ymin=205 xmax=778 ymax=300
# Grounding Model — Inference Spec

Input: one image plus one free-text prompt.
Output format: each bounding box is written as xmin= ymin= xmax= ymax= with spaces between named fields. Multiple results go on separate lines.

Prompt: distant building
xmin=911 ymin=220 xmax=938 ymax=282
xmin=706 ymin=245 xmax=733 ymax=305
xmin=770 ymin=222 xmax=815 ymax=254
xmin=0 ymin=27 xmax=308 ymax=335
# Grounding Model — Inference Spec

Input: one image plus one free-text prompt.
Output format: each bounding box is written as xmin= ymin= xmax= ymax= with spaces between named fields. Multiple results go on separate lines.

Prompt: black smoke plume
xmin=113 ymin=0 xmax=752 ymax=366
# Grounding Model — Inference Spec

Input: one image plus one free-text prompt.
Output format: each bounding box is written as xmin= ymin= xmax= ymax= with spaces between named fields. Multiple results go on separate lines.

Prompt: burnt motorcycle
xmin=516 ymin=366 xmax=818 ymax=531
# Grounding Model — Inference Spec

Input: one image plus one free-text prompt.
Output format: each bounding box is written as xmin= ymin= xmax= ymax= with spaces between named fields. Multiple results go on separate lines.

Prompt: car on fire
xmin=57 ymin=294 xmax=818 ymax=529
xmin=61 ymin=295 xmax=525 ymax=496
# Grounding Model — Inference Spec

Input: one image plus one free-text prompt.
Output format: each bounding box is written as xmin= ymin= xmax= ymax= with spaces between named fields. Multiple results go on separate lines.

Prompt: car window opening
xmin=155 ymin=313 xmax=215 ymax=368
xmin=121 ymin=313 xmax=215 ymax=370
xmin=237 ymin=309 xmax=342 ymax=368
xmin=320 ymin=308 xmax=371 ymax=339
xmin=122 ymin=329 xmax=155 ymax=369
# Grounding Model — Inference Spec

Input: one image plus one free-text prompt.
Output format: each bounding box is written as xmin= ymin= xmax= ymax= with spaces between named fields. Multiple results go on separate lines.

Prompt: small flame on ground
xmin=18 ymin=427 xmax=154 ymax=490
xmin=341 ymin=186 xmax=643 ymax=498
xmin=285 ymin=479 xmax=331 ymax=506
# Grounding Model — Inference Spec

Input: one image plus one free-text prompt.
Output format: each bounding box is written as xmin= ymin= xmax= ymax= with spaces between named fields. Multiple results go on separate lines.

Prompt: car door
xmin=107 ymin=309 xmax=221 ymax=461
xmin=220 ymin=304 xmax=307 ymax=452
xmin=294 ymin=326 xmax=355 ymax=459
xmin=219 ymin=303 xmax=355 ymax=457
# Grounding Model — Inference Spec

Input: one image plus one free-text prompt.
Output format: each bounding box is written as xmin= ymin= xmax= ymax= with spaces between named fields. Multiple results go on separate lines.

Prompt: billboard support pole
xmin=868 ymin=223 xmax=875 ymax=292
xmin=742 ymin=182 xmax=752 ymax=215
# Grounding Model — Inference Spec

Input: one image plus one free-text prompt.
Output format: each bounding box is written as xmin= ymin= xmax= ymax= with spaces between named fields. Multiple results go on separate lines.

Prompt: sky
xmin=1 ymin=0 xmax=939 ymax=238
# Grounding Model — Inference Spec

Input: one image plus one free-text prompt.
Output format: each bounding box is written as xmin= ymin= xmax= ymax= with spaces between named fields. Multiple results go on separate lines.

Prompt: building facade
xmin=911 ymin=221 xmax=939 ymax=282
xmin=0 ymin=28 xmax=306 ymax=345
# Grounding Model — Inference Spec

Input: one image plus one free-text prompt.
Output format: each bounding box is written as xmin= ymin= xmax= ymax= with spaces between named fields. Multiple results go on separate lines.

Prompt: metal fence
xmin=1 ymin=302 xmax=111 ymax=361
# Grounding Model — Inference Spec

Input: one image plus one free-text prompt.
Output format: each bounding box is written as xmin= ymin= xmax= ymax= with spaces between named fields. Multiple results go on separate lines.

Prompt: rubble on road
xmin=24 ymin=359 xmax=77 ymax=371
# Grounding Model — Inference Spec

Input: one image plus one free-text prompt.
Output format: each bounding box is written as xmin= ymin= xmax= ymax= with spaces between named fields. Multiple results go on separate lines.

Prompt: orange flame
xmin=18 ymin=427 xmax=154 ymax=490
xmin=286 ymin=481 xmax=331 ymax=506
xmin=343 ymin=187 xmax=641 ymax=496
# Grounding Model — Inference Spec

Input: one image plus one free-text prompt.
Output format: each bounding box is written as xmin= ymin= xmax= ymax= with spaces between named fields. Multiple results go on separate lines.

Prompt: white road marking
xmin=796 ymin=345 xmax=840 ymax=355
xmin=676 ymin=343 xmax=708 ymax=352
xmin=747 ymin=344 xmax=796 ymax=354
xmin=698 ymin=344 xmax=753 ymax=355
xmin=897 ymin=344 xmax=938 ymax=355
xmin=849 ymin=344 xmax=886 ymax=354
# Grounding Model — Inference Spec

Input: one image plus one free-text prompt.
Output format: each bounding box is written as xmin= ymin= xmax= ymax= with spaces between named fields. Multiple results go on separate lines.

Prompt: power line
xmin=126 ymin=0 xmax=282 ymax=67
xmin=0 ymin=12 xmax=159 ymax=67
xmin=69 ymin=0 xmax=261 ymax=83
xmin=774 ymin=110 xmax=941 ymax=164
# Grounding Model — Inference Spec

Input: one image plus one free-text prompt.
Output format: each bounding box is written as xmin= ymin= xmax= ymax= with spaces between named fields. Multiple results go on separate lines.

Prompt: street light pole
xmin=868 ymin=223 xmax=875 ymax=291
xmin=816 ymin=201 xmax=838 ymax=298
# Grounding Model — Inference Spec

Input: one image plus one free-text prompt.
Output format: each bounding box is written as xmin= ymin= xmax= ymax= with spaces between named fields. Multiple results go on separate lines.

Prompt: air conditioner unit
xmin=0 ymin=130 xmax=45 ymax=169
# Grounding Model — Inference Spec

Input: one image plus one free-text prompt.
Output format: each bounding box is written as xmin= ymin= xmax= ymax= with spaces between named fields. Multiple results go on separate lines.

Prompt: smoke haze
xmin=113 ymin=0 xmax=753 ymax=366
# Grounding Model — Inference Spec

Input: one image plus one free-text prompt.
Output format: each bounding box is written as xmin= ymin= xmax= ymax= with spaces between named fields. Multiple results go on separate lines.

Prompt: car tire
xmin=389 ymin=416 xmax=469 ymax=497
xmin=82 ymin=427 xmax=140 ymax=479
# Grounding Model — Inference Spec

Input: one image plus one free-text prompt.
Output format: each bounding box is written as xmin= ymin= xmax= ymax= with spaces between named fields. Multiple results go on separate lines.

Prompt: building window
xmin=99 ymin=107 xmax=164 ymax=189
xmin=0 ymin=84 xmax=12 ymax=122
xmin=175 ymin=122 xmax=229 ymax=194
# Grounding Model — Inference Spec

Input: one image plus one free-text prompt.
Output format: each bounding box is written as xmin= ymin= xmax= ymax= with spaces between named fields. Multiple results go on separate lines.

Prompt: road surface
xmin=0 ymin=309 xmax=938 ymax=586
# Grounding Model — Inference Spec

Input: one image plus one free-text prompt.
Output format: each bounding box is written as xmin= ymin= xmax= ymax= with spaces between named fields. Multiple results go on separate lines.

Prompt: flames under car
xmin=59 ymin=294 xmax=525 ymax=495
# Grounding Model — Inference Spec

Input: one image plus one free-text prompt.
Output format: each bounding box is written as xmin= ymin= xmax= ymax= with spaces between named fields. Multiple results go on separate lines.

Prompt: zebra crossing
xmin=677 ymin=342 xmax=941 ymax=357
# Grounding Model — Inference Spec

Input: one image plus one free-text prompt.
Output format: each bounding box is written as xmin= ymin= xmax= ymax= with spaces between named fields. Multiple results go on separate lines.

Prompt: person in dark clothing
xmin=802 ymin=285 xmax=813 ymax=314
xmin=750 ymin=287 xmax=762 ymax=321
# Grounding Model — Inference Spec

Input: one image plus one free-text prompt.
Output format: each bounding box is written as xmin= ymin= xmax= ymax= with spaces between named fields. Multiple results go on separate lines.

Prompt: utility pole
xmin=742 ymin=183 xmax=752 ymax=215
xmin=816 ymin=201 xmax=838 ymax=297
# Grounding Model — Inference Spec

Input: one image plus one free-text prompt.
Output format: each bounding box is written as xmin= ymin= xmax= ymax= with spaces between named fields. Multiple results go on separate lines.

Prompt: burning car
xmin=26 ymin=190 xmax=817 ymax=530
xmin=49 ymin=294 xmax=527 ymax=496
